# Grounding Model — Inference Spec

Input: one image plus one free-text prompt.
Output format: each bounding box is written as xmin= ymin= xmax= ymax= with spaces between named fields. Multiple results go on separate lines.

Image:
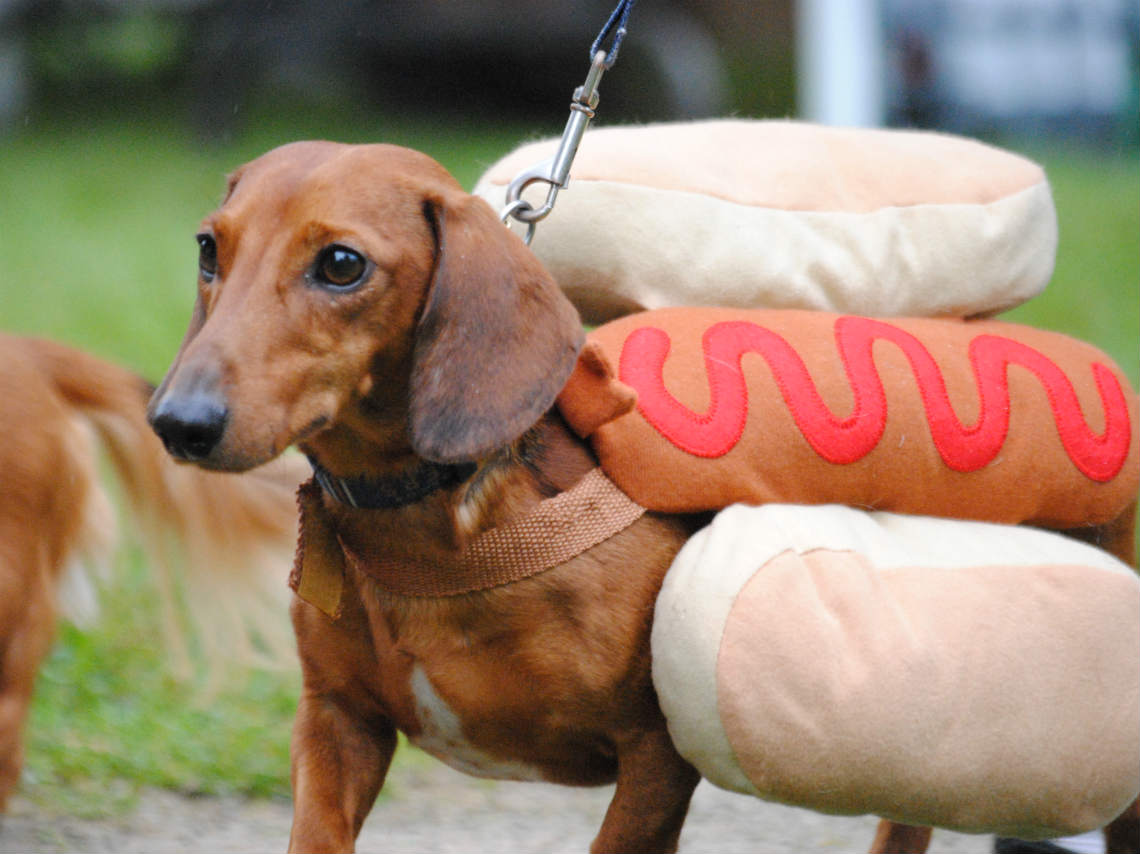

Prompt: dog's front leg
xmin=591 ymin=725 xmax=701 ymax=854
xmin=288 ymin=689 xmax=397 ymax=854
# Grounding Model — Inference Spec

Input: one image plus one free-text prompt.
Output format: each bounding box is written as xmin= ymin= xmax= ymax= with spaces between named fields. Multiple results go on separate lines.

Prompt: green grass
xmin=1002 ymin=145 xmax=1140 ymax=386
xmin=1 ymin=101 xmax=1136 ymax=817
xmin=23 ymin=550 xmax=301 ymax=816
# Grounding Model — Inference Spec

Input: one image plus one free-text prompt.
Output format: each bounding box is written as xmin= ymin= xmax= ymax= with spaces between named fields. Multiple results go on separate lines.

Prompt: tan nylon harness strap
xmin=293 ymin=468 xmax=645 ymax=608
xmin=343 ymin=467 xmax=645 ymax=597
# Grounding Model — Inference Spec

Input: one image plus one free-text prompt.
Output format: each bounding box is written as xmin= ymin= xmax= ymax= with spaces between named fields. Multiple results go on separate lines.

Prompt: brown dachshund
xmin=147 ymin=141 xmax=1138 ymax=854
xmin=0 ymin=334 xmax=302 ymax=813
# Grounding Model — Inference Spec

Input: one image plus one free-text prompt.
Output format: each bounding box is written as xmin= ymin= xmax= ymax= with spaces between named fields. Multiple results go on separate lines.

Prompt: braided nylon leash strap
xmin=592 ymin=0 xmax=636 ymax=67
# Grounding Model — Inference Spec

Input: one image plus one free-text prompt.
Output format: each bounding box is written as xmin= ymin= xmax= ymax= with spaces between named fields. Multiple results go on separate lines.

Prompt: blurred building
xmin=0 ymin=0 xmax=1136 ymax=146
xmin=881 ymin=0 xmax=1137 ymax=141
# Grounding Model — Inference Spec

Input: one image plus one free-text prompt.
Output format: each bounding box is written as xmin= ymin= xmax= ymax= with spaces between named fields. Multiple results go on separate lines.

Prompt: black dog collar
xmin=307 ymin=455 xmax=476 ymax=510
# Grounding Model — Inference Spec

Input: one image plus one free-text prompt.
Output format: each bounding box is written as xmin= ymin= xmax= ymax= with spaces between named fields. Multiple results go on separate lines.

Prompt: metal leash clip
xmin=500 ymin=49 xmax=608 ymax=245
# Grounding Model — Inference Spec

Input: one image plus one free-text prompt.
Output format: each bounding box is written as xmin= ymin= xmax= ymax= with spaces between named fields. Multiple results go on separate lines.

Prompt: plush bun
xmin=474 ymin=120 xmax=1057 ymax=322
xmin=651 ymin=503 xmax=1140 ymax=838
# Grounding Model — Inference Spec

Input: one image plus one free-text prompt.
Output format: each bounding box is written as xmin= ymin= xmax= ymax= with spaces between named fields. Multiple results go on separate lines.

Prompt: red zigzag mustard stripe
xmin=617 ymin=317 xmax=1131 ymax=483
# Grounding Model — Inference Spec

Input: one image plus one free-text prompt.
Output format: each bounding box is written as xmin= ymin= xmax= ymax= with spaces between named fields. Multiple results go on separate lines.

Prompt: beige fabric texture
xmin=474 ymin=120 xmax=1057 ymax=323
xmin=651 ymin=503 xmax=1140 ymax=838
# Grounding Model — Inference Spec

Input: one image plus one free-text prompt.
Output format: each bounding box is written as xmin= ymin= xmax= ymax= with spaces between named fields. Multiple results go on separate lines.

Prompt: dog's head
xmin=148 ymin=141 xmax=583 ymax=473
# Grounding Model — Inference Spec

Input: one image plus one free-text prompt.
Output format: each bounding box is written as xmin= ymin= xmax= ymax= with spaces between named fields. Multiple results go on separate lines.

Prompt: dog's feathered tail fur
xmin=9 ymin=334 xmax=303 ymax=681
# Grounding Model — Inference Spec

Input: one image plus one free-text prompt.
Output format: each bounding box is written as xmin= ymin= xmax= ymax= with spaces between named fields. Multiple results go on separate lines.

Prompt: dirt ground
xmin=0 ymin=753 xmax=995 ymax=854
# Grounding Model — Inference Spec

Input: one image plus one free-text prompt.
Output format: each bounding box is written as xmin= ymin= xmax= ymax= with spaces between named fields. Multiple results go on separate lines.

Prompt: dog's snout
xmin=149 ymin=391 xmax=229 ymax=462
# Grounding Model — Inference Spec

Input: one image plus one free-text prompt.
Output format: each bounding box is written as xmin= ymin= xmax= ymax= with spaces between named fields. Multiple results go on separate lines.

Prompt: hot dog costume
xmin=288 ymin=124 xmax=1136 ymax=834
xmin=549 ymin=306 xmax=1139 ymax=838
xmin=480 ymin=121 xmax=1140 ymax=837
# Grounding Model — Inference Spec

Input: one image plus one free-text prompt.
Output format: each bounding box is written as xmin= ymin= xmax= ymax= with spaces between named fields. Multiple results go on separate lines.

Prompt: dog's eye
xmin=196 ymin=233 xmax=217 ymax=282
xmin=315 ymin=245 xmax=368 ymax=290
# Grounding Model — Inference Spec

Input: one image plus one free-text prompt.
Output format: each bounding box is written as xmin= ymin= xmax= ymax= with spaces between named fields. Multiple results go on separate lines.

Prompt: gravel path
xmin=1 ymin=752 xmax=994 ymax=854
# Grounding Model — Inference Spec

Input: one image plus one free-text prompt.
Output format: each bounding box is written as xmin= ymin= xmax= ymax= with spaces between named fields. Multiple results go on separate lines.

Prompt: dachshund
xmin=147 ymin=140 xmax=1138 ymax=854
xmin=0 ymin=333 xmax=302 ymax=812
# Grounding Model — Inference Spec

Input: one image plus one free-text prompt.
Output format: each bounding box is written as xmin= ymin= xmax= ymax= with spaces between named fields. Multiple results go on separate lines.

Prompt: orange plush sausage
xmin=557 ymin=307 xmax=1138 ymax=529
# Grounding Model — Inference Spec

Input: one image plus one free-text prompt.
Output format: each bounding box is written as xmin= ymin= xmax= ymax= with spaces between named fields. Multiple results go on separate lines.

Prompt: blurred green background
xmin=0 ymin=0 xmax=1136 ymax=821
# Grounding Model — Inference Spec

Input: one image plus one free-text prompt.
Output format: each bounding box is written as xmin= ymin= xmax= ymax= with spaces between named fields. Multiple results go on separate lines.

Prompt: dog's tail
xmin=23 ymin=336 xmax=304 ymax=682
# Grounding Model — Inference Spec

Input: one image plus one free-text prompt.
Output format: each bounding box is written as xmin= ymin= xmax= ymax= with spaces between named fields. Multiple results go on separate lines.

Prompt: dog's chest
xmin=404 ymin=663 xmax=549 ymax=782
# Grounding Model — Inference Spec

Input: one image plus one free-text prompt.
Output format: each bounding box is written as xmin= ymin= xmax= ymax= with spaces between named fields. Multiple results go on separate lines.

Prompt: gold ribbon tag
xmin=289 ymin=479 xmax=345 ymax=619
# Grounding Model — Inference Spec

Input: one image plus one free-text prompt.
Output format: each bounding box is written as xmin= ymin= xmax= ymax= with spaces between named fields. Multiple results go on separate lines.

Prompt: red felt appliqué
xmin=617 ymin=317 xmax=1131 ymax=482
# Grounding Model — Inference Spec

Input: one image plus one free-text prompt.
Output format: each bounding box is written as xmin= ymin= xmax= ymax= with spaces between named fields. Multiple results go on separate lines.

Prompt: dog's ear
xmin=410 ymin=193 xmax=584 ymax=463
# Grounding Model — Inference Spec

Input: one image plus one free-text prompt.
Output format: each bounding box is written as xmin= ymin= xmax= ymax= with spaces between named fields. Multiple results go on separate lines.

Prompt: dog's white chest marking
xmin=407 ymin=664 xmax=547 ymax=782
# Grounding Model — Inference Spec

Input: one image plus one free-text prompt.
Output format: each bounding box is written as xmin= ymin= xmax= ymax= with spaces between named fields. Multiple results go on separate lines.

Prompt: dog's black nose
xmin=149 ymin=392 xmax=228 ymax=462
